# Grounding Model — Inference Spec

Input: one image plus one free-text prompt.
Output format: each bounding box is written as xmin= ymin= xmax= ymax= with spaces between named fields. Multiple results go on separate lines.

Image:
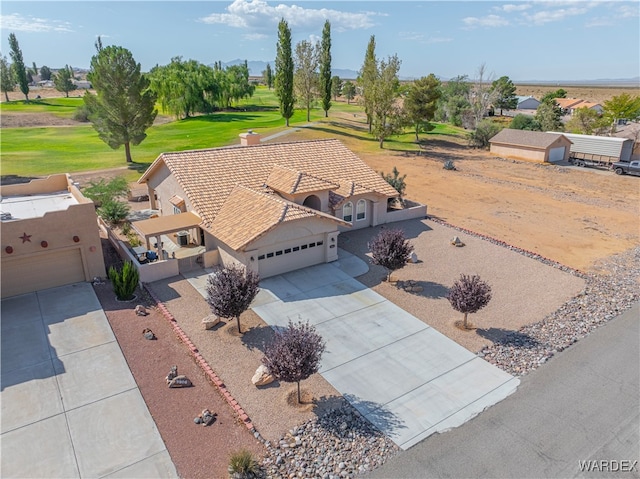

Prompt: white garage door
xmin=1 ymin=248 xmax=85 ymax=298
xmin=257 ymin=236 xmax=325 ymax=279
xmin=549 ymin=146 xmax=565 ymax=162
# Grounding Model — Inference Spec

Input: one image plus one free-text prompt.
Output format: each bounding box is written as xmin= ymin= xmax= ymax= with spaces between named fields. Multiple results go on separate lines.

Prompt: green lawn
xmin=1 ymin=87 xmax=466 ymax=178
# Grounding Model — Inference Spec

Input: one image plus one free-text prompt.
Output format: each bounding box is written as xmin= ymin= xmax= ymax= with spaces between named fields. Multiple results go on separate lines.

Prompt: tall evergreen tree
xmin=319 ymin=20 xmax=332 ymax=117
xmin=53 ymin=65 xmax=77 ymax=97
xmin=404 ymin=74 xmax=441 ymax=141
xmin=294 ymin=40 xmax=319 ymax=122
xmin=84 ymin=39 xmax=157 ymax=163
xmin=0 ymin=54 xmax=15 ymax=102
xmin=275 ymin=18 xmax=294 ymax=126
xmin=39 ymin=65 xmax=52 ymax=81
xmin=371 ymin=54 xmax=402 ymax=148
xmin=8 ymin=33 xmax=29 ymax=101
xmin=262 ymin=62 xmax=273 ymax=89
xmin=358 ymin=35 xmax=377 ymax=132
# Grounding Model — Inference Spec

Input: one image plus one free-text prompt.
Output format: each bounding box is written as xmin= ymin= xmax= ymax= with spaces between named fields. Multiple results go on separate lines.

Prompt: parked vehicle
xmin=568 ymin=155 xmax=616 ymax=170
xmin=613 ymin=160 xmax=640 ymax=176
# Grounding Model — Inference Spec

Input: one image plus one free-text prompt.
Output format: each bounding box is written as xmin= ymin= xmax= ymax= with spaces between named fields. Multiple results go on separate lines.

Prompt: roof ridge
xmin=161 ymin=138 xmax=341 ymax=157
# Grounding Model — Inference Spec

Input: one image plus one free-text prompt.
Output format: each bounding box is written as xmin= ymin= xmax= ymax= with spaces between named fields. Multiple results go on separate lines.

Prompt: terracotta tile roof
xmin=139 ymin=139 xmax=398 ymax=230
xmin=571 ymin=101 xmax=601 ymax=110
xmin=266 ymin=165 xmax=340 ymax=195
xmin=490 ymin=129 xmax=570 ymax=149
xmin=555 ymin=98 xmax=583 ymax=109
xmin=211 ymin=185 xmax=347 ymax=251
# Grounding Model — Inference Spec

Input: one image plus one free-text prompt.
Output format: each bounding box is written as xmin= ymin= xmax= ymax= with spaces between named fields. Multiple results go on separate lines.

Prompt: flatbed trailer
xmin=568 ymin=152 xmax=617 ymax=170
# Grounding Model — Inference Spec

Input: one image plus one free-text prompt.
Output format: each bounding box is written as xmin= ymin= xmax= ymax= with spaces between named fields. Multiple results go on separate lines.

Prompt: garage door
xmin=1 ymin=248 xmax=85 ymax=298
xmin=257 ymin=236 xmax=325 ymax=279
xmin=549 ymin=146 xmax=565 ymax=162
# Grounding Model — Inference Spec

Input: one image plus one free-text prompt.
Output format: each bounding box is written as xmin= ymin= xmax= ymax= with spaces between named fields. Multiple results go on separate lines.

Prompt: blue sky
xmin=1 ymin=1 xmax=638 ymax=81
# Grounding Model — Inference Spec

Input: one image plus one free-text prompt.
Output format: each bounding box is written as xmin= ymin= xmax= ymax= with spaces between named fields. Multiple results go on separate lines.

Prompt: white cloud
xmin=462 ymin=14 xmax=509 ymax=28
xmin=399 ymin=31 xmax=425 ymax=41
xmin=617 ymin=4 xmax=639 ymax=18
xmin=0 ymin=13 xmax=73 ymax=33
xmin=199 ymin=0 xmax=380 ymax=32
xmin=522 ymin=6 xmax=588 ymax=25
xmin=495 ymin=4 xmax=532 ymax=13
xmin=308 ymin=34 xmax=321 ymax=45
xmin=584 ymin=17 xmax=613 ymax=27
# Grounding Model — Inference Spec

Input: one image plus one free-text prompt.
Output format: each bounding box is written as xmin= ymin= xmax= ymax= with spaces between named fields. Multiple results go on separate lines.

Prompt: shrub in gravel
xmin=368 ymin=228 xmax=414 ymax=281
xmin=447 ymin=274 xmax=492 ymax=329
xmin=108 ymin=261 xmax=139 ymax=301
xmin=206 ymin=264 xmax=260 ymax=334
xmin=262 ymin=320 xmax=326 ymax=404
xmin=228 ymin=449 xmax=261 ymax=478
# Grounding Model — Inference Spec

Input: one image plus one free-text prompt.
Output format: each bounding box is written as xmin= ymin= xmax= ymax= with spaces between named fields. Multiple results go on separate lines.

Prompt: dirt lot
xmin=515 ymin=85 xmax=640 ymax=104
xmin=281 ymin=118 xmax=639 ymax=273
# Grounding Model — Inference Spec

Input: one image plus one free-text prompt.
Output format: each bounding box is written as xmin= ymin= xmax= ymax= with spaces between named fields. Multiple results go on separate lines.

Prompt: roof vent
xmin=1 ymin=212 xmax=12 ymax=220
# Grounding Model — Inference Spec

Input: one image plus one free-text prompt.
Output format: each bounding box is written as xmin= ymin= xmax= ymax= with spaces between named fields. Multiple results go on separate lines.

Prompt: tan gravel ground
xmin=338 ymin=218 xmax=586 ymax=353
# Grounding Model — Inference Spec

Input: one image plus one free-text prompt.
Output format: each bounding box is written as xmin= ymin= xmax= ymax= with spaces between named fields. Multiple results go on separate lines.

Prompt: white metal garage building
xmin=548 ymin=132 xmax=635 ymax=163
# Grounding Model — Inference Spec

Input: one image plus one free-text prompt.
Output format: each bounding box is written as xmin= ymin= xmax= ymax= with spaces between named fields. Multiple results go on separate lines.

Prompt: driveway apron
xmin=251 ymin=252 xmax=520 ymax=450
xmin=1 ymin=282 xmax=177 ymax=478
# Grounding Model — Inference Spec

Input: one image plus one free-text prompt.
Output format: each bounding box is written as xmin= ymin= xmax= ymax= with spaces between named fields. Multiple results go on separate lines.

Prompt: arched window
xmin=356 ymin=199 xmax=366 ymax=220
xmin=343 ymin=202 xmax=353 ymax=222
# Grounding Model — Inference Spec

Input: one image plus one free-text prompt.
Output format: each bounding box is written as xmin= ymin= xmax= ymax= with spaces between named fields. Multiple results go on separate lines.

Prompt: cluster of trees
xmin=274 ymin=18 xmax=332 ymax=125
xmin=149 ymin=58 xmax=255 ymax=119
xmin=1 ymin=33 xmax=82 ymax=101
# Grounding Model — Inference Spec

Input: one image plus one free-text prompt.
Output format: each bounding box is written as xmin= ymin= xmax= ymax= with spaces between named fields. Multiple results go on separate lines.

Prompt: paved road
xmin=368 ymin=303 xmax=640 ymax=479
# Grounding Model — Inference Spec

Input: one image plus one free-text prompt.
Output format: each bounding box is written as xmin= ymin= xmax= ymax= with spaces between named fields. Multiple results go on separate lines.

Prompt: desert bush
xmin=368 ymin=228 xmax=414 ymax=281
xmin=468 ymin=119 xmax=501 ymax=148
xmin=98 ymin=200 xmax=130 ymax=225
xmin=262 ymin=320 xmax=325 ymax=404
xmin=72 ymin=104 xmax=90 ymax=122
xmin=82 ymin=177 xmax=129 ymax=207
xmin=108 ymin=261 xmax=139 ymax=301
xmin=228 ymin=449 xmax=260 ymax=478
xmin=443 ymin=160 xmax=456 ymax=170
xmin=380 ymin=166 xmax=407 ymax=198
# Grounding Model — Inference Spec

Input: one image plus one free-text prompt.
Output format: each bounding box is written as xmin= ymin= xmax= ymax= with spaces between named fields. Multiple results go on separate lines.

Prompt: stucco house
xmin=489 ymin=129 xmax=573 ymax=163
xmin=136 ymin=134 xmax=426 ymax=279
xmin=0 ymin=174 xmax=105 ymax=298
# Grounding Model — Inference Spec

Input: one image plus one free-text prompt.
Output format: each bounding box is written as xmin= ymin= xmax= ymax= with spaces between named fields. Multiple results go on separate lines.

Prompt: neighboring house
xmin=554 ymin=98 xmax=603 ymax=115
xmin=136 ymin=134 xmax=426 ymax=279
xmin=72 ymin=80 xmax=92 ymax=89
xmin=549 ymin=131 xmax=635 ymax=163
xmin=489 ymin=129 xmax=573 ymax=163
xmin=515 ymin=95 xmax=540 ymax=110
xmin=0 ymin=174 xmax=105 ymax=298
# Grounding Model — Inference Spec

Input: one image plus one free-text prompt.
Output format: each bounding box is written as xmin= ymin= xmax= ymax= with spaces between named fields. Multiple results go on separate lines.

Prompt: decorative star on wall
xmin=20 ymin=232 xmax=32 ymax=243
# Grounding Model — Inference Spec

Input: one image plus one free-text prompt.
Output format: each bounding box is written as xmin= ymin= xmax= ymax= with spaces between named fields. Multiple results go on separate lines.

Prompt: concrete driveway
xmin=1 ymin=282 xmax=177 ymax=478
xmin=251 ymin=251 xmax=520 ymax=450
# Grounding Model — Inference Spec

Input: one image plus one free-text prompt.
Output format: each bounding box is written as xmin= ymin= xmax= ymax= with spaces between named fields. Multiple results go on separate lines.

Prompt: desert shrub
xmin=510 ymin=113 xmax=540 ymax=131
xmin=72 ymin=104 xmax=90 ymax=122
xmin=228 ymin=449 xmax=260 ymax=479
xmin=468 ymin=119 xmax=502 ymax=148
xmin=82 ymin=177 xmax=129 ymax=207
xmin=447 ymin=274 xmax=492 ymax=329
xmin=262 ymin=320 xmax=325 ymax=404
xmin=380 ymin=166 xmax=407 ymax=198
xmin=98 ymin=200 xmax=130 ymax=225
xmin=108 ymin=261 xmax=139 ymax=301
xmin=368 ymin=228 xmax=414 ymax=281
xmin=443 ymin=160 xmax=457 ymax=170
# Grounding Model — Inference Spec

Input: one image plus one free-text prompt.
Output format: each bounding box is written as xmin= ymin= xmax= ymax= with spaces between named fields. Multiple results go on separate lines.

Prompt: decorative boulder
xmin=166 ymin=365 xmax=178 ymax=384
xmin=142 ymin=328 xmax=156 ymax=340
xmin=135 ymin=305 xmax=148 ymax=316
xmin=201 ymin=409 xmax=216 ymax=426
xmin=202 ymin=314 xmax=220 ymax=330
xmin=451 ymin=236 xmax=465 ymax=247
xmin=409 ymin=252 xmax=418 ymax=263
xmin=168 ymin=375 xmax=192 ymax=388
xmin=251 ymin=364 xmax=275 ymax=387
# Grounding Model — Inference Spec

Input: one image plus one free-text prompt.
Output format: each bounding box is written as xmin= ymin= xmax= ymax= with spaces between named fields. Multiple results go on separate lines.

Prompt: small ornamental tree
xmin=368 ymin=228 xmax=414 ymax=281
xmin=108 ymin=261 xmax=139 ymax=301
xmin=262 ymin=320 xmax=325 ymax=404
xmin=447 ymin=274 xmax=492 ymax=329
xmin=206 ymin=264 xmax=260 ymax=334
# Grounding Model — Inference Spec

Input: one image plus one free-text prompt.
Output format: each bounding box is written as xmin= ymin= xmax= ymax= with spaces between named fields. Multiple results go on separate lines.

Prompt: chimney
xmin=239 ymin=130 xmax=261 ymax=146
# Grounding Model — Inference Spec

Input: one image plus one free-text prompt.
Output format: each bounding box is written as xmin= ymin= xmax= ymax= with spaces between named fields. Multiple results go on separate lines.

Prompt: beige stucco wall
xmin=335 ymin=194 xmax=387 ymax=231
xmin=0 ymin=175 xmax=105 ymax=297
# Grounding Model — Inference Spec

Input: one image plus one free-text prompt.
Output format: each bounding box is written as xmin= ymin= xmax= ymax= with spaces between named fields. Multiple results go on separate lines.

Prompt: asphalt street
xmin=368 ymin=303 xmax=640 ymax=479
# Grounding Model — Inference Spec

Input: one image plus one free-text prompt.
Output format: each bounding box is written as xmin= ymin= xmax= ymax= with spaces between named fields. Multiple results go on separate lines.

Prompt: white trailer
xmin=548 ymin=132 xmax=634 ymax=168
